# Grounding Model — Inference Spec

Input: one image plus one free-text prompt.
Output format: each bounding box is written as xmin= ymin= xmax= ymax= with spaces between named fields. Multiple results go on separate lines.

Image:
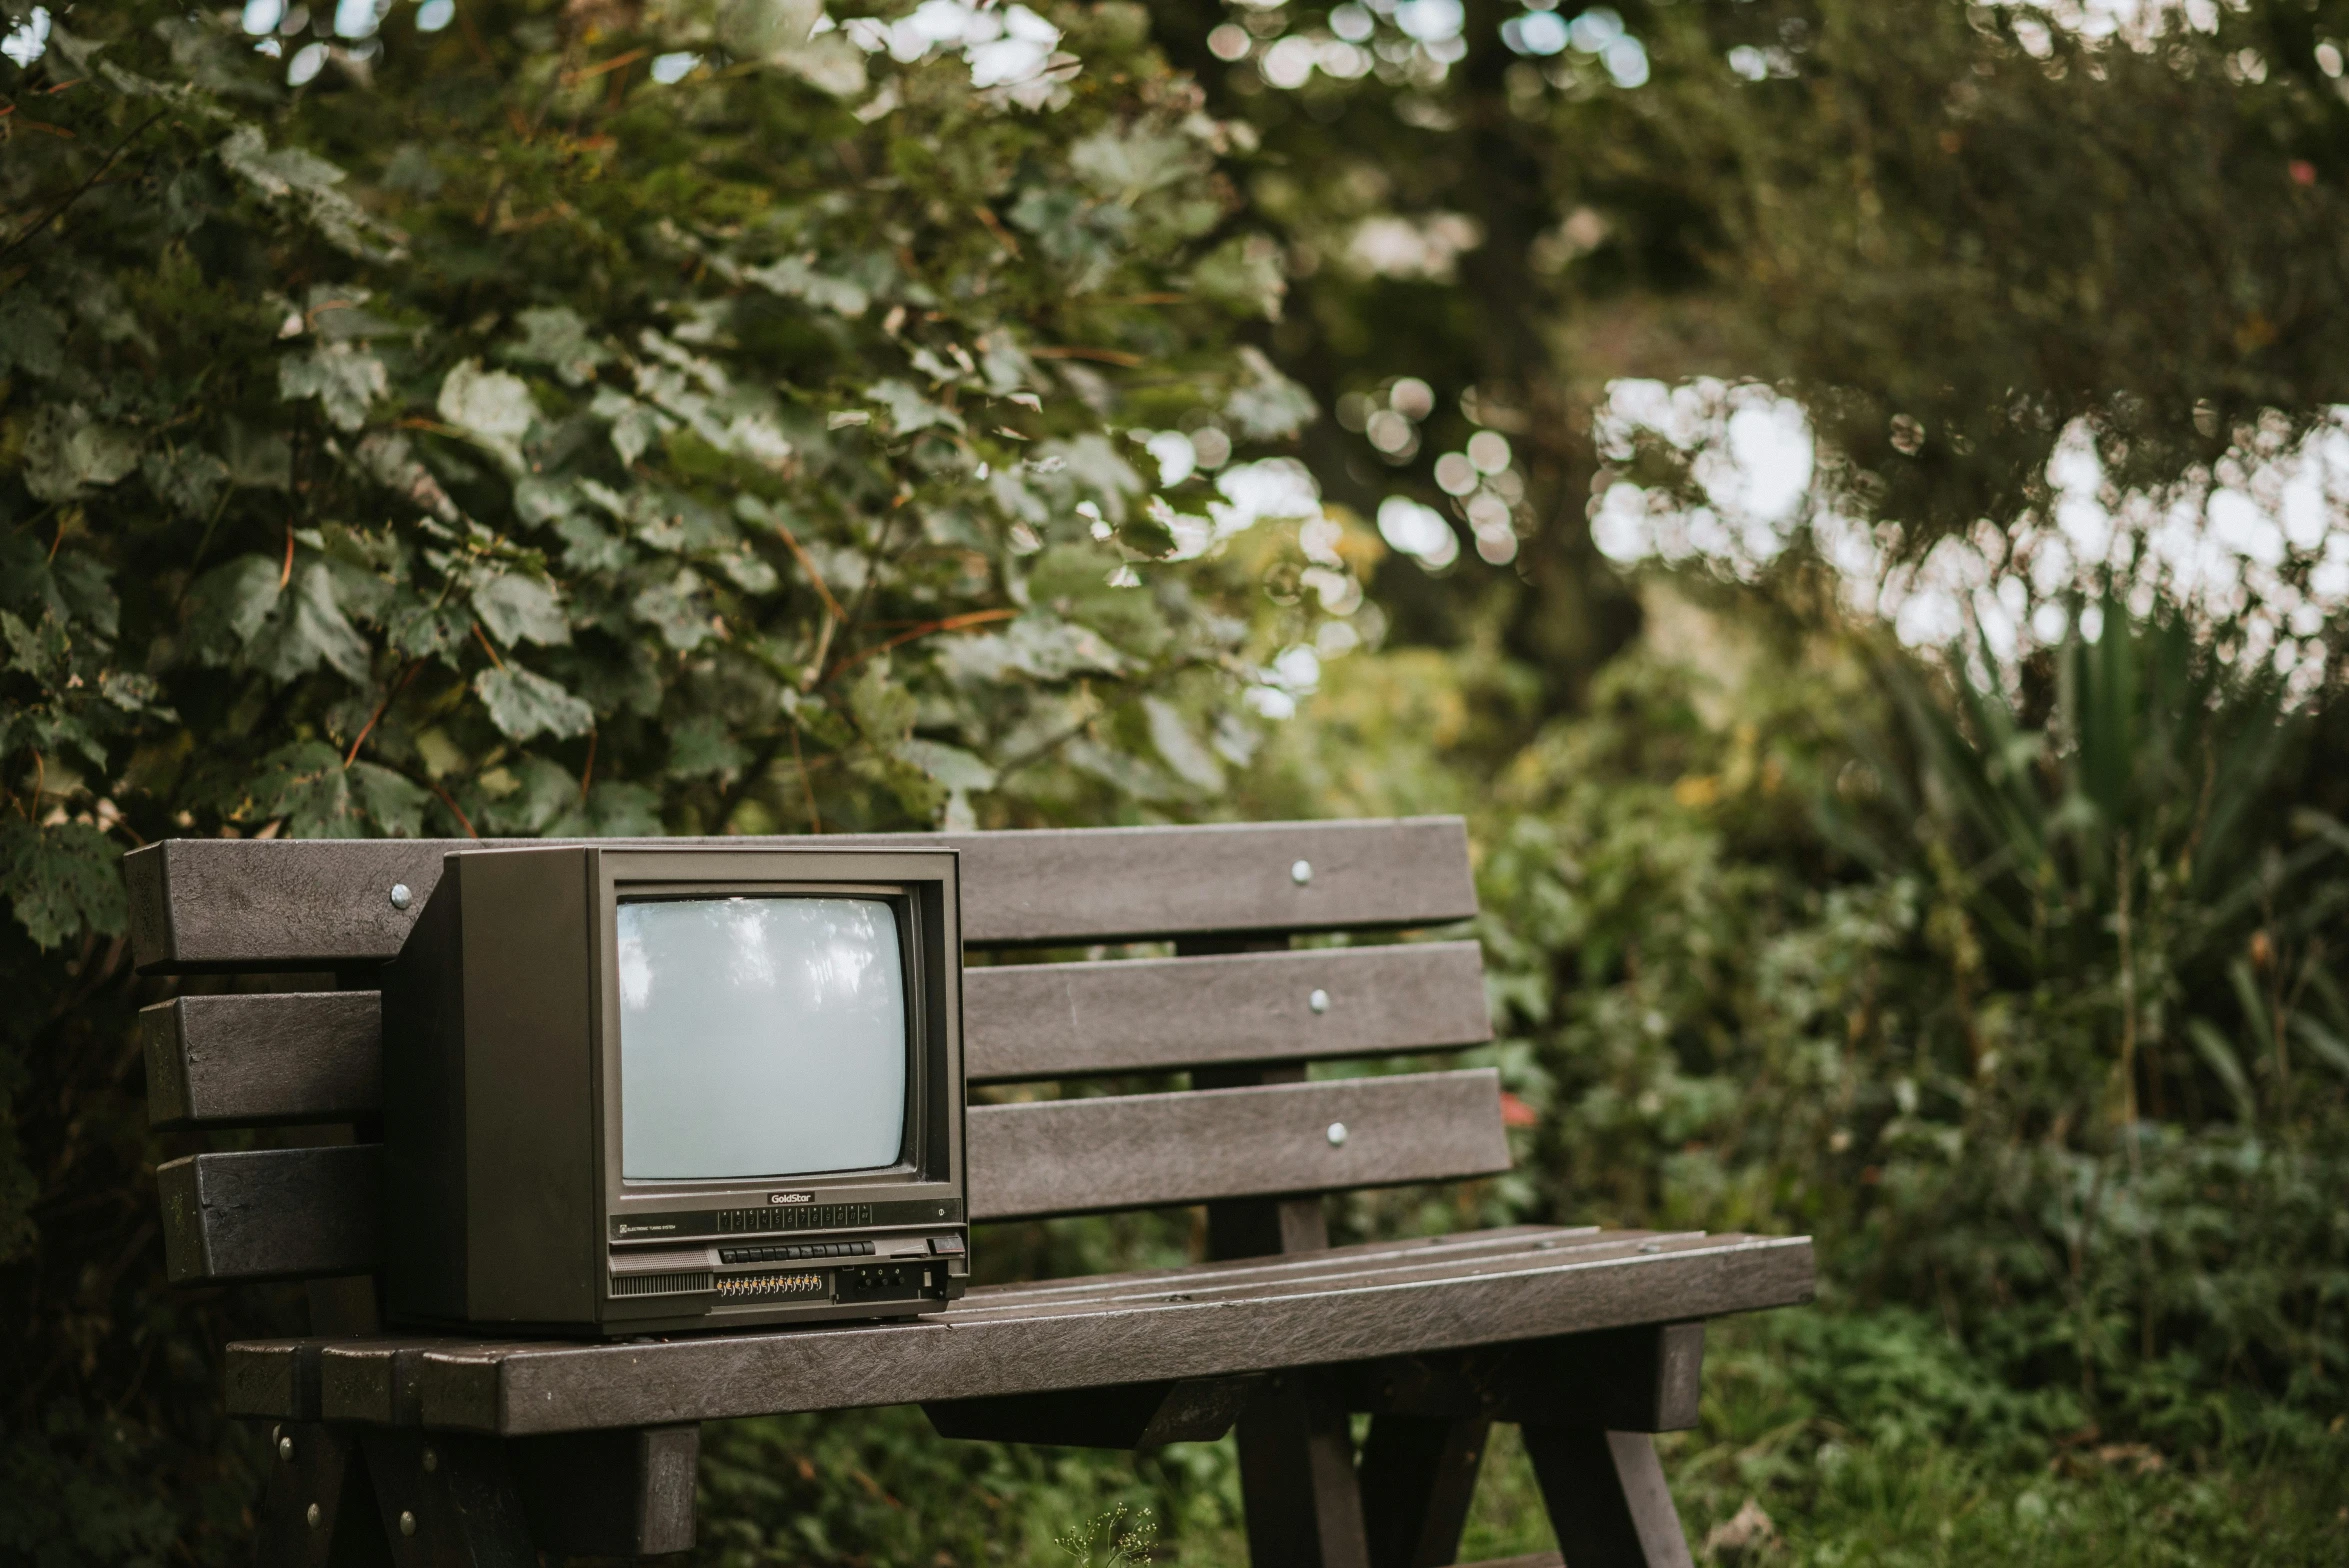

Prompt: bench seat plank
xmin=127 ymin=819 xmax=1478 ymax=972
xmin=223 ymin=1227 xmax=1813 ymax=1432
xmin=158 ymin=1070 xmax=1512 ymax=1282
xmin=139 ymin=943 xmax=1494 ymax=1130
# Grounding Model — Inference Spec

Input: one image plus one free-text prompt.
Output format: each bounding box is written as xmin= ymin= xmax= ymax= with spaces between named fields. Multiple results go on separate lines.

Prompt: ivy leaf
xmin=667 ymin=715 xmax=750 ymax=779
xmin=476 ymin=665 xmax=595 ymax=741
xmin=0 ymin=293 xmax=67 ymax=381
xmin=279 ymin=342 xmax=389 ymax=433
xmin=239 ymin=741 xmax=361 ymax=837
xmin=140 ymin=446 xmax=232 ymax=519
xmin=217 ymin=124 xmax=401 ymax=259
xmin=744 ymin=254 xmax=871 ymax=319
xmin=866 ymin=379 xmax=965 ymax=437
xmin=631 ymin=571 xmax=715 ymax=652
xmin=1069 ymin=128 xmax=1204 ymax=202
xmin=252 ymin=562 xmax=370 ymax=684
xmin=896 ymin=738 xmax=999 ymax=827
xmin=591 ymin=388 xmax=668 ymax=468
xmin=1223 ymin=346 xmax=1318 ymax=440
xmin=1189 ymin=234 xmax=1287 ymax=322
xmin=438 ymin=359 xmax=537 ymax=467
xmin=480 ymin=756 xmax=582 ymax=836
xmin=0 ymin=819 xmax=125 ymax=950
xmin=349 ymin=761 xmax=429 ymax=837
xmin=503 ymin=306 xmax=612 ymax=388
xmin=21 ymin=405 xmax=141 ymax=502
xmin=472 ymin=572 xmax=570 ymax=648
xmin=184 ymin=555 xmax=283 ymax=665
xmin=1144 ymin=697 xmax=1224 ymax=789
xmin=582 ymin=781 xmax=662 ymax=836
xmin=223 ymin=419 xmax=293 ymax=490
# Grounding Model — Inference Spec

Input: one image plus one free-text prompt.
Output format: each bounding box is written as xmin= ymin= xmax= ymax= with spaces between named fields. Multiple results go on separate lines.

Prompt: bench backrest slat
xmin=144 ymin=941 xmax=1492 ymax=1129
xmin=135 ymin=818 xmax=1507 ymax=1292
xmin=128 ymin=819 xmax=1477 ymax=971
xmin=158 ymin=1070 xmax=1509 ymax=1282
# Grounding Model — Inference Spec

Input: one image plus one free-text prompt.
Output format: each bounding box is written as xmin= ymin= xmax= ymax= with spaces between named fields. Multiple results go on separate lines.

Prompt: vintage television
xmin=381 ymin=844 xmax=968 ymax=1336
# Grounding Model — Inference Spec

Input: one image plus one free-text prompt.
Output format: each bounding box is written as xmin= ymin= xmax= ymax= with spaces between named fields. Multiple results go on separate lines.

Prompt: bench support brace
xmin=1233 ymin=1373 xmax=1372 ymax=1568
xmin=923 ymin=1377 xmax=1261 ymax=1450
xmin=1522 ymin=1426 xmax=1696 ymax=1568
xmin=257 ymin=1422 xmax=387 ymax=1568
xmin=358 ymin=1431 xmax=535 ymax=1568
xmin=1358 ymin=1413 xmax=1489 ymax=1568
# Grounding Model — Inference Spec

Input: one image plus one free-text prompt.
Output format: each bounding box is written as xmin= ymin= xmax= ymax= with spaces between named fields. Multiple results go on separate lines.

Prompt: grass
xmin=1160 ymin=1421 xmax=2349 ymax=1568
xmin=698 ymin=1306 xmax=2349 ymax=1565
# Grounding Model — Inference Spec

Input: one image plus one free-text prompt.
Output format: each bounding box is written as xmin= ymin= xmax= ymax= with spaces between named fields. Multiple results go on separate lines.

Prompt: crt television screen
xmin=616 ymin=896 xmax=909 ymax=1181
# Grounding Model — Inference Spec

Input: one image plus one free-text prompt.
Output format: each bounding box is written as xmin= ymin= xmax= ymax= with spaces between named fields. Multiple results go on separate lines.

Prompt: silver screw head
xmin=278 ymin=1435 xmax=294 ymax=1461
xmin=1308 ymin=988 xmax=1331 ymax=1014
xmin=421 ymin=1447 xmax=438 ymax=1474
xmin=306 ymin=1503 xmax=321 ymax=1530
xmin=399 ymin=1511 xmax=418 ymax=1538
xmin=1326 ymin=1121 xmax=1348 ymax=1147
xmin=388 ymin=883 xmax=413 ymax=911
xmin=1290 ymin=859 xmax=1313 ymax=886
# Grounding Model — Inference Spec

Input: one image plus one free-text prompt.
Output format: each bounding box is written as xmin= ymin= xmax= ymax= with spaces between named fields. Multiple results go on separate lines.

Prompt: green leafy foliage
xmin=1244 ymin=580 xmax=2349 ymax=1455
xmin=0 ymin=0 xmax=1361 ymax=1558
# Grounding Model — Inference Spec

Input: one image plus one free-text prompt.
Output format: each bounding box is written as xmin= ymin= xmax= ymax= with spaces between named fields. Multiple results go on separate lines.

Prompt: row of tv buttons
xmin=719 ymin=1241 xmax=877 ymax=1264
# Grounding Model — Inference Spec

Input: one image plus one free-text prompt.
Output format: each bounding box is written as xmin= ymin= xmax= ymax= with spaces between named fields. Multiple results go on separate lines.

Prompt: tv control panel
xmin=604 ymin=1224 xmax=968 ymax=1333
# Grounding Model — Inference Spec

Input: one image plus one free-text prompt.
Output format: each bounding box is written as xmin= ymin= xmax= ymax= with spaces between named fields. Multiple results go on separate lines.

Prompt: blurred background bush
xmin=2 ymin=0 xmax=2346 ymax=1561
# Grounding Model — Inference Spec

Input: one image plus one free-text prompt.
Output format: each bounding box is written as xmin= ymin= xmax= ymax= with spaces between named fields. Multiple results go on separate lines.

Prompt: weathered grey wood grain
xmin=967 ymin=1070 xmax=1510 ymax=1221
xmin=158 ymin=1145 xmax=380 ymax=1284
xmin=509 ymin=1426 xmax=701 ymax=1556
xmin=142 ymin=992 xmax=381 ymax=1129
xmin=1359 ymin=1413 xmax=1489 ymax=1568
xmin=253 ymin=1421 xmax=372 ymax=1568
xmin=1524 ymin=1427 xmax=1694 ymax=1568
xmin=405 ymin=1231 xmax=1812 ymax=1433
xmin=923 ymin=1375 xmax=1262 ymax=1449
xmin=161 ymin=1072 xmax=1510 ymax=1281
xmin=242 ymin=1230 xmax=1812 ymax=1427
xmin=131 ymin=944 xmax=1492 ymax=1129
xmin=126 ymin=819 xmax=1477 ymax=972
xmin=296 ymin=1232 xmax=1604 ymax=1423
xmin=965 ymin=941 xmax=1490 ymax=1081
xmin=322 ymin=1338 xmax=466 ymax=1427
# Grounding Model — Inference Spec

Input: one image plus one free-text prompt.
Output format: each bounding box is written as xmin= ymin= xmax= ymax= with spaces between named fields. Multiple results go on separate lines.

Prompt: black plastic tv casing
xmin=381 ymin=844 xmax=968 ymax=1337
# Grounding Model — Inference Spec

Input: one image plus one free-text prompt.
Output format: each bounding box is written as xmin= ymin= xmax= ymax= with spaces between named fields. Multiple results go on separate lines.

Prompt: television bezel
xmin=589 ymin=848 xmax=965 ymax=1258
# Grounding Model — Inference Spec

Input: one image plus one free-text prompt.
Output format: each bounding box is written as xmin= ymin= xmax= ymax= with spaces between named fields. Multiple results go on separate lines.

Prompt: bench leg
xmin=1233 ymin=1374 xmax=1373 ymax=1568
xmin=1358 ymin=1414 xmax=1489 ymax=1568
xmin=257 ymin=1422 xmax=388 ymax=1568
xmin=359 ymin=1431 xmax=536 ymax=1568
xmin=1521 ymin=1426 xmax=1694 ymax=1568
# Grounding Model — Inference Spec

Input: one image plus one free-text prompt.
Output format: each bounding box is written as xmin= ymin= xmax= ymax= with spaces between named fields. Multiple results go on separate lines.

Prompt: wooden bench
xmin=132 ymin=816 xmax=1813 ymax=1566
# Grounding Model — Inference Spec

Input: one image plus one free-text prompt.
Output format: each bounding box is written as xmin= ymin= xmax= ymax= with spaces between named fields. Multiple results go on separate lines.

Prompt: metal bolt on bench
xmin=132 ymin=817 xmax=1814 ymax=1566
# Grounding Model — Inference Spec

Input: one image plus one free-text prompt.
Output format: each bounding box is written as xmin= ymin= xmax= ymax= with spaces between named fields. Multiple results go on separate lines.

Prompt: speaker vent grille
xmin=610 ymin=1270 xmax=712 ymax=1297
